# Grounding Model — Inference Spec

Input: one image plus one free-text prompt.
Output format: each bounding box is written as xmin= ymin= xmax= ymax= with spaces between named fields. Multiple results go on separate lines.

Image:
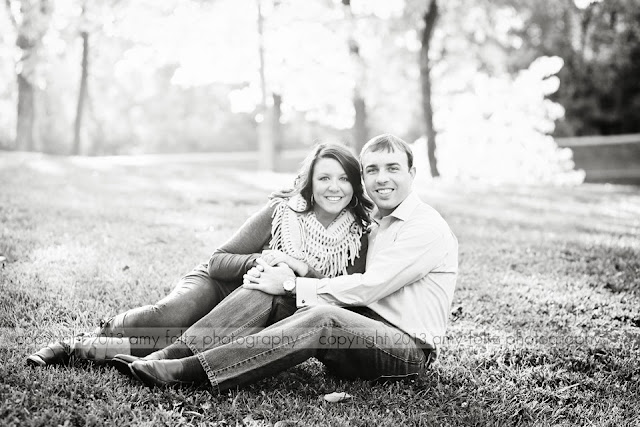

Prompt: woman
xmin=27 ymin=143 xmax=373 ymax=367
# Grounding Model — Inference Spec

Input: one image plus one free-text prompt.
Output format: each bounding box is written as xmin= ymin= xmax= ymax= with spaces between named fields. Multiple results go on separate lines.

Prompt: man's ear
xmin=409 ymin=166 xmax=417 ymax=178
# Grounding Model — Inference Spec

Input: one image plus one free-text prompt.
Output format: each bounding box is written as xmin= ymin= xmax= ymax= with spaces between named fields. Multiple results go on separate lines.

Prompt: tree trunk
xmin=16 ymin=72 xmax=35 ymax=151
xmin=7 ymin=0 xmax=53 ymax=152
xmin=420 ymin=0 xmax=440 ymax=177
xmin=272 ymin=92 xmax=282 ymax=169
xmin=353 ymin=94 xmax=367 ymax=153
xmin=73 ymin=30 xmax=89 ymax=155
xmin=256 ymin=0 xmax=275 ymax=171
xmin=343 ymin=0 xmax=368 ymax=153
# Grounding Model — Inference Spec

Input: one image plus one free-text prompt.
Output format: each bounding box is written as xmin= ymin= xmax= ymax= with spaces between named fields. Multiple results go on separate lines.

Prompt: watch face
xmin=284 ymin=279 xmax=295 ymax=292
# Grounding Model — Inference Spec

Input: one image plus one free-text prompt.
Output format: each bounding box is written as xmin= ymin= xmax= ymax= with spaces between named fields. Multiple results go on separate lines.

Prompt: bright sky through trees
xmin=574 ymin=0 xmax=604 ymax=9
xmin=5 ymin=0 xmax=634 ymax=184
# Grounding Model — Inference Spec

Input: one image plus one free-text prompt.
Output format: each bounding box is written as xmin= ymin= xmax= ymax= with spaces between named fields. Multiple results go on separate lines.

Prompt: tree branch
xmin=421 ymin=0 xmax=438 ymax=49
xmin=4 ymin=0 xmax=18 ymax=30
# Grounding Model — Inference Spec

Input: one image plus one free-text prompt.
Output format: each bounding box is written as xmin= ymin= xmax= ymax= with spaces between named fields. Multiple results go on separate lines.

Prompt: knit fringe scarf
xmin=269 ymin=195 xmax=363 ymax=278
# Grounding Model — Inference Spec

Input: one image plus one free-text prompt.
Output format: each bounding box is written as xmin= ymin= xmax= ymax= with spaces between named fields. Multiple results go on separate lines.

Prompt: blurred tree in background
xmin=0 ymin=0 xmax=637 ymax=182
xmin=4 ymin=0 xmax=53 ymax=151
xmin=507 ymin=0 xmax=640 ymax=137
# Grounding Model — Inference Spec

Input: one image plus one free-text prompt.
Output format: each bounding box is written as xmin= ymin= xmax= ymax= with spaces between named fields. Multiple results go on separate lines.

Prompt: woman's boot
xmin=71 ymin=334 xmax=132 ymax=363
xmin=26 ymin=313 xmax=132 ymax=367
xmin=26 ymin=341 xmax=72 ymax=367
xmin=26 ymin=334 xmax=132 ymax=366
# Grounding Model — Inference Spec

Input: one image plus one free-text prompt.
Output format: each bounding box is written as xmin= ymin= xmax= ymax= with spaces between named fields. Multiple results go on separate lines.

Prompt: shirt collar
xmin=373 ymin=191 xmax=421 ymax=222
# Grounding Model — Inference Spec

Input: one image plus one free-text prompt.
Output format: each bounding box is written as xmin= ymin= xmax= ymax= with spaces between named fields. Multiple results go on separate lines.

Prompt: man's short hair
xmin=359 ymin=134 xmax=414 ymax=169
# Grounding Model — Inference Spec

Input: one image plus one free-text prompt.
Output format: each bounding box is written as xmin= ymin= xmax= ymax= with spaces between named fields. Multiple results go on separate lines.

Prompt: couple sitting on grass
xmin=27 ymin=134 xmax=458 ymax=393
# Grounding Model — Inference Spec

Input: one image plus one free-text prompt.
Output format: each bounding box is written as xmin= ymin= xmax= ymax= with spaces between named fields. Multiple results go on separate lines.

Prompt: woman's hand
xmin=243 ymin=258 xmax=296 ymax=295
xmin=260 ymin=250 xmax=309 ymax=277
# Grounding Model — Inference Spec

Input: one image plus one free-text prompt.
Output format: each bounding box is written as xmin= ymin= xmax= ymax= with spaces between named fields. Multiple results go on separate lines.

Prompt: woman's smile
xmin=312 ymin=158 xmax=354 ymax=227
xmin=324 ymin=195 xmax=344 ymax=202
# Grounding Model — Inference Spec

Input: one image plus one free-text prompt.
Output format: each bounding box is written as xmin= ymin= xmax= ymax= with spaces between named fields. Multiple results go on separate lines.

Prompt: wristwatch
xmin=283 ymin=277 xmax=296 ymax=296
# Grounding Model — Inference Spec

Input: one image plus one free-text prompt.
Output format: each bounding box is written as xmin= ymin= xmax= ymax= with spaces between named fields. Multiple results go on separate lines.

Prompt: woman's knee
xmin=117 ymin=304 xmax=167 ymax=329
xmin=160 ymin=275 xmax=226 ymax=313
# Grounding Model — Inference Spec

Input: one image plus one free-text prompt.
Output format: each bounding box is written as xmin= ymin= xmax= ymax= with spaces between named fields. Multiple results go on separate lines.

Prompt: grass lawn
xmin=1 ymin=151 xmax=639 ymax=426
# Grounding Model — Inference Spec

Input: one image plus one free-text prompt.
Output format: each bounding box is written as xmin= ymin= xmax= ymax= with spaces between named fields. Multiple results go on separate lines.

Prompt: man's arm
xmin=297 ymin=216 xmax=452 ymax=307
xmin=242 ymin=229 xmax=369 ymax=292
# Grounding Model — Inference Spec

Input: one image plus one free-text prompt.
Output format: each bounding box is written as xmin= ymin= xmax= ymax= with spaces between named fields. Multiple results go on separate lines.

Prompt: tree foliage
xmin=0 ymin=0 xmax=635 ymax=183
xmin=507 ymin=0 xmax=640 ymax=136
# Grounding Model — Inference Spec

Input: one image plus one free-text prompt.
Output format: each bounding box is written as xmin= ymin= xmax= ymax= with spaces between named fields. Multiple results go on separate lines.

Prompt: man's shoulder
xmin=408 ymin=197 xmax=454 ymax=235
xmin=411 ymin=197 xmax=446 ymax=221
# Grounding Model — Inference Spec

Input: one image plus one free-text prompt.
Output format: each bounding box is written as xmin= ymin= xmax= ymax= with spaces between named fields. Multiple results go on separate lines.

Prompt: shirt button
xmin=302 ymin=300 xmax=306 ymax=304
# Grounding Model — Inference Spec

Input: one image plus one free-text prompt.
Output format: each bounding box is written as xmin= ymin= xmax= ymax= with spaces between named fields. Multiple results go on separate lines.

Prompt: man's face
xmin=361 ymin=149 xmax=415 ymax=217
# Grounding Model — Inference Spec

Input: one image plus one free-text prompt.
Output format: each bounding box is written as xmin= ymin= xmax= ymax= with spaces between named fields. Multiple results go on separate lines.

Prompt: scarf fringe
xmin=269 ymin=196 xmax=362 ymax=277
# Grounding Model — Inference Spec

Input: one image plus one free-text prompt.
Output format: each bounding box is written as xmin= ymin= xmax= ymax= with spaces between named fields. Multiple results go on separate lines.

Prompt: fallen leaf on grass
xmin=243 ymin=414 xmax=269 ymax=426
xmin=323 ymin=392 xmax=352 ymax=403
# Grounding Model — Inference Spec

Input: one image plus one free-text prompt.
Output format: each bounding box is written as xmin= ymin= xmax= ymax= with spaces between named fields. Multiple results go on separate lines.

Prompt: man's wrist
xmin=283 ymin=276 xmax=296 ymax=296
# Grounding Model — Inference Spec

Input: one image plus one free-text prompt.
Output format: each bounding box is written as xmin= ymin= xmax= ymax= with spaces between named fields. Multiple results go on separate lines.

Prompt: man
xmin=124 ymin=134 xmax=458 ymax=392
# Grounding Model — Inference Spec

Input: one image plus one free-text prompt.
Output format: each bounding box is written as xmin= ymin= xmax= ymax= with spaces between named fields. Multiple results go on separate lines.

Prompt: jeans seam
xmin=180 ymin=336 xmax=220 ymax=394
xmin=182 ymin=304 xmax=274 ymax=394
xmin=233 ymin=305 xmax=273 ymax=334
xmin=335 ymin=324 xmax=426 ymax=365
xmin=206 ymin=323 xmax=332 ymax=384
xmin=195 ymin=349 xmax=220 ymax=395
xmin=205 ymin=321 xmax=424 ymax=390
xmin=332 ymin=326 xmax=427 ymax=381
xmin=179 ymin=305 xmax=272 ymax=354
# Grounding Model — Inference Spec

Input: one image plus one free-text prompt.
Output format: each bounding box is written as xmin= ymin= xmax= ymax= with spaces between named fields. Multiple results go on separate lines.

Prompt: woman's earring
xmin=311 ymin=194 xmax=315 ymax=205
xmin=349 ymin=197 xmax=359 ymax=208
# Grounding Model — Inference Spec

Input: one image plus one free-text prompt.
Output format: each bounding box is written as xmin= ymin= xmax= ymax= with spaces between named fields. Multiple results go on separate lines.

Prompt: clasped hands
xmin=242 ymin=250 xmax=300 ymax=295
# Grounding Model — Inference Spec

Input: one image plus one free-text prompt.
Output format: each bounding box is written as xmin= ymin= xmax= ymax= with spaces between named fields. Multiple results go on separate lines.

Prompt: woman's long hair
xmin=273 ymin=143 xmax=373 ymax=229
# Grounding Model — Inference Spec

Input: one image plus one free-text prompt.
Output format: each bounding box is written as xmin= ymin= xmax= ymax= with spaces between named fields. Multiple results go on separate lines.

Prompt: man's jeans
xmin=178 ymin=287 xmax=432 ymax=394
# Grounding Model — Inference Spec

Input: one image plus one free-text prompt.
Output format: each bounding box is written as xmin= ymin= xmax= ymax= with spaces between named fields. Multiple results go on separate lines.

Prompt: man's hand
xmin=260 ymin=249 xmax=309 ymax=277
xmin=243 ymin=258 xmax=296 ymax=295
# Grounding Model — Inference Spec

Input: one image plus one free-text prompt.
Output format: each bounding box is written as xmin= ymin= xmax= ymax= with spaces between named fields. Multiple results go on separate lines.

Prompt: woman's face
xmin=311 ymin=157 xmax=354 ymax=223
